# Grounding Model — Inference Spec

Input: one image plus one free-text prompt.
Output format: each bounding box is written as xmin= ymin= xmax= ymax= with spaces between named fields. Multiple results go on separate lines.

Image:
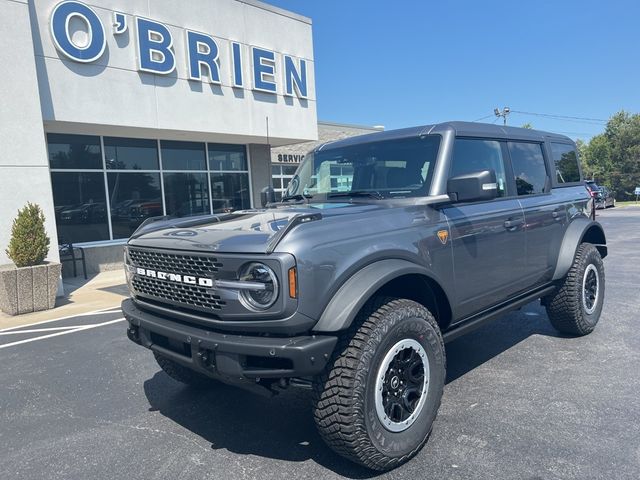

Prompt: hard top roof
xmin=315 ymin=121 xmax=573 ymax=152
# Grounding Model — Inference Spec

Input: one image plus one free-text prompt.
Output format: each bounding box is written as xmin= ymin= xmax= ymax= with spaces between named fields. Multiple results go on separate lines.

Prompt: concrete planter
xmin=0 ymin=262 xmax=62 ymax=315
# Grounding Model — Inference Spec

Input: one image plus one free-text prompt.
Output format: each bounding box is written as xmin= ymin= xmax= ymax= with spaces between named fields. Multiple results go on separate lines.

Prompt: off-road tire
xmin=312 ymin=297 xmax=445 ymax=471
xmin=546 ymin=243 xmax=605 ymax=336
xmin=154 ymin=352 xmax=217 ymax=388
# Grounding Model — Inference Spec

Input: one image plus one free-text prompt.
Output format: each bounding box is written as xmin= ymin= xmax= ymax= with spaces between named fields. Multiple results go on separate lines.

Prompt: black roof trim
xmin=314 ymin=121 xmax=573 ymax=152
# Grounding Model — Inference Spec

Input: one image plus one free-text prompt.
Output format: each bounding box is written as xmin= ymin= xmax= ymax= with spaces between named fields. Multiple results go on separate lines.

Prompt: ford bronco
xmin=123 ymin=122 xmax=606 ymax=470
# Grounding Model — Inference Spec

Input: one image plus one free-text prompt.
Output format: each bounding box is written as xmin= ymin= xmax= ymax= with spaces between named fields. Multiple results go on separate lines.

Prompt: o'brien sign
xmin=49 ymin=1 xmax=308 ymax=98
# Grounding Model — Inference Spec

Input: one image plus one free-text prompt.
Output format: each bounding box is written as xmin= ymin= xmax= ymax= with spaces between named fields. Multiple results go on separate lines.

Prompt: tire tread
xmin=546 ymin=243 xmax=604 ymax=336
xmin=312 ymin=297 xmax=444 ymax=471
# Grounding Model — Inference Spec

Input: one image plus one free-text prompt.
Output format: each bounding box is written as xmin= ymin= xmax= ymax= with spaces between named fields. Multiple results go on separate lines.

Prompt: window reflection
xmin=163 ymin=173 xmax=210 ymax=217
xmin=51 ymin=172 xmax=109 ymax=242
xmin=161 ymin=140 xmax=206 ymax=170
xmin=108 ymin=173 xmax=162 ymax=238
xmin=211 ymin=173 xmax=250 ymax=212
xmin=47 ymin=134 xmax=102 ymax=169
xmin=208 ymin=144 xmax=247 ymax=171
xmin=48 ymin=134 xmax=254 ymax=243
xmin=104 ymin=137 xmax=159 ymax=170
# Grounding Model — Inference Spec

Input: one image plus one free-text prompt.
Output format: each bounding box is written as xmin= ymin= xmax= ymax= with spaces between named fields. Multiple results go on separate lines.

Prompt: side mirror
xmin=447 ymin=169 xmax=498 ymax=203
xmin=260 ymin=185 xmax=276 ymax=207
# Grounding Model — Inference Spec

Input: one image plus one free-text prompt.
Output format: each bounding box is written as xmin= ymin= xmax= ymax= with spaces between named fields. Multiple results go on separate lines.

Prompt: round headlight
xmin=238 ymin=262 xmax=279 ymax=310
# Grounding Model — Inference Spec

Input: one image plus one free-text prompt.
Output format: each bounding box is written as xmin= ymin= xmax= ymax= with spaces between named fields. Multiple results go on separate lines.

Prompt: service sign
xmin=49 ymin=1 xmax=308 ymax=98
xmin=635 ymin=187 xmax=640 ymax=195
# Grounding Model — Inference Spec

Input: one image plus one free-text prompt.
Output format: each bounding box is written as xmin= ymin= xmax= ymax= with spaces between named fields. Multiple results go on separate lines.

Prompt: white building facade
xmin=0 ymin=0 xmax=316 ymax=267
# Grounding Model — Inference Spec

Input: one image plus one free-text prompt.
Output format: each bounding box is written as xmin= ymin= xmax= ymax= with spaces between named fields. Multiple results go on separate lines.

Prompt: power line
xmin=510 ymin=110 xmax=607 ymax=124
xmin=553 ymin=130 xmax=601 ymax=137
xmin=471 ymin=114 xmax=494 ymax=122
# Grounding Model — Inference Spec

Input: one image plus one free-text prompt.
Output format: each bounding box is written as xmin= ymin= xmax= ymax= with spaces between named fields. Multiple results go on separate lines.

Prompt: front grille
xmin=132 ymin=275 xmax=225 ymax=310
xmin=129 ymin=248 xmax=223 ymax=277
xmin=129 ymin=247 xmax=226 ymax=312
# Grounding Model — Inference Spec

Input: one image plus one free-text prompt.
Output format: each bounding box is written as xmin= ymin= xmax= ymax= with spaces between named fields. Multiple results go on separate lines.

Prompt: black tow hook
xmin=126 ymin=325 xmax=141 ymax=344
xmin=195 ymin=349 xmax=216 ymax=371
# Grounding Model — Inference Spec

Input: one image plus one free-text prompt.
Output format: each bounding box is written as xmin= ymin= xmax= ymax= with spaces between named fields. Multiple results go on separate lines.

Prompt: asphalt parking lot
xmin=1 ymin=207 xmax=639 ymax=480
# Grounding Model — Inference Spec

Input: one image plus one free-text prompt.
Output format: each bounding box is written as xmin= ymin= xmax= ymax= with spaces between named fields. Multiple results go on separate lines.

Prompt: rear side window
xmin=508 ymin=142 xmax=548 ymax=195
xmin=451 ymin=139 xmax=507 ymax=197
xmin=551 ymin=143 xmax=581 ymax=183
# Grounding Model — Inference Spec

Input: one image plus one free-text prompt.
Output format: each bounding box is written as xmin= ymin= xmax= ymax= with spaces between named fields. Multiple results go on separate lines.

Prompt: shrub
xmin=5 ymin=203 xmax=50 ymax=268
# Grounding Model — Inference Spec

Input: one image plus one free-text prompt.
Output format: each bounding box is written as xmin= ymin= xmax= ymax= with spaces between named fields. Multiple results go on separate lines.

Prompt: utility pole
xmin=494 ymin=106 xmax=511 ymax=125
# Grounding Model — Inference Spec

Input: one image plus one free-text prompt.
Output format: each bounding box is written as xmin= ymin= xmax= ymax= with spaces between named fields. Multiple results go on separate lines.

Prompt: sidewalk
xmin=0 ymin=270 xmax=127 ymax=330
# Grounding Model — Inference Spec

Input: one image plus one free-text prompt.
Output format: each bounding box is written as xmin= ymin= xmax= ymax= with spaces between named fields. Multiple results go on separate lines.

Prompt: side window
xmin=451 ymin=139 xmax=507 ymax=197
xmin=508 ymin=142 xmax=548 ymax=195
xmin=551 ymin=143 xmax=581 ymax=183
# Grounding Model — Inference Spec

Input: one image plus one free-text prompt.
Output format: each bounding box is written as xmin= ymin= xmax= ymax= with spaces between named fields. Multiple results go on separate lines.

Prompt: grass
xmin=615 ymin=200 xmax=640 ymax=208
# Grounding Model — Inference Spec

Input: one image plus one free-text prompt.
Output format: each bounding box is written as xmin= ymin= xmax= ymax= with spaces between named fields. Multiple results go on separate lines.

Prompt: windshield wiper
xmin=281 ymin=193 xmax=314 ymax=202
xmin=328 ymin=191 xmax=385 ymax=199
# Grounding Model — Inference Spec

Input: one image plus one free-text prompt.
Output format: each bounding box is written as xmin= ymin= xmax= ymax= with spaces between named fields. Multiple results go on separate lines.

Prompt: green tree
xmin=5 ymin=203 xmax=50 ymax=268
xmin=602 ymin=111 xmax=640 ymax=199
xmin=580 ymin=134 xmax=610 ymax=183
xmin=521 ymin=123 xmax=533 ymax=129
xmin=579 ymin=110 xmax=640 ymax=200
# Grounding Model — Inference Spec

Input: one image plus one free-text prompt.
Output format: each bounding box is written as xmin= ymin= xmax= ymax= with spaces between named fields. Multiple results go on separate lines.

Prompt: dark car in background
xmin=585 ymin=181 xmax=615 ymax=209
xmin=60 ymin=202 xmax=107 ymax=224
xmin=595 ymin=186 xmax=615 ymax=209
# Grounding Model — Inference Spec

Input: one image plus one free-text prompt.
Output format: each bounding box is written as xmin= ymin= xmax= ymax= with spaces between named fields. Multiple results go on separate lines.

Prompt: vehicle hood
xmin=127 ymin=202 xmax=385 ymax=253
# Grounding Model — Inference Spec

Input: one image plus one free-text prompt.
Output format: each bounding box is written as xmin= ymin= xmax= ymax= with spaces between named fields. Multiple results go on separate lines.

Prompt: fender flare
xmin=552 ymin=218 xmax=607 ymax=281
xmin=312 ymin=259 xmax=446 ymax=332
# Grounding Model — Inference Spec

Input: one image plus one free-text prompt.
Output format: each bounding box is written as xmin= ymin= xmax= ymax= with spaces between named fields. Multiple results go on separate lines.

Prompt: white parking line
xmin=0 ymin=307 xmax=123 ymax=333
xmin=0 ymin=318 xmax=125 ymax=349
xmin=0 ymin=326 xmax=82 ymax=335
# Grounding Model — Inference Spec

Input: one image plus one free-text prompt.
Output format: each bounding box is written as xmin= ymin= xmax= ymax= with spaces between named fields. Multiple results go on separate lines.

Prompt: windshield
xmin=284 ymin=135 xmax=441 ymax=200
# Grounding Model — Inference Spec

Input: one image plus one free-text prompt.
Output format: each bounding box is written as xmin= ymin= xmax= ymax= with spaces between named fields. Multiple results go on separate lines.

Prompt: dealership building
xmin=270 ymin=121 xmax=383 ymax=200
xmin=0 ymin=0 xmax=317 ymax=279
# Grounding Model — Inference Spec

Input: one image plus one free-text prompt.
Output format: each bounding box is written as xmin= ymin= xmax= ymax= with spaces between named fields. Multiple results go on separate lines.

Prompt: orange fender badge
xmin=437 ymin=229 xmax=449 ymax=245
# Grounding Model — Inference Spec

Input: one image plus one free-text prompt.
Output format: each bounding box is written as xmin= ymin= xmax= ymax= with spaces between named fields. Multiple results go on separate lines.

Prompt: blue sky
xmin=268 ymin=0 xmax=640 ymax=140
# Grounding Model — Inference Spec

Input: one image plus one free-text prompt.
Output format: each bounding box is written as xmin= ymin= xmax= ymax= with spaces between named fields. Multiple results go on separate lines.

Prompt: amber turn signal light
xmin=288 ymin=267 xmax=298 ymax=298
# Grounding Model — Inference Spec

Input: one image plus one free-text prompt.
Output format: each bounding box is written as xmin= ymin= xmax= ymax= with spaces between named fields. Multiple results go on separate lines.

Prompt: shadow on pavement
xmin=144 ymin=372 xmax=378 ymax=478
xmin=444 ymin=303 xmax=564 ymax=383
xmin=143 ymin=302 xmax=564 ymax=478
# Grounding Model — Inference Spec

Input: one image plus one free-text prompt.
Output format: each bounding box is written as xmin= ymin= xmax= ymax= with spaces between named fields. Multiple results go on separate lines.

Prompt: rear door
xmin=442 ymin=138 xmax=527 ymax=320
xmin=506 ymin=141 xmax=566 ymax=284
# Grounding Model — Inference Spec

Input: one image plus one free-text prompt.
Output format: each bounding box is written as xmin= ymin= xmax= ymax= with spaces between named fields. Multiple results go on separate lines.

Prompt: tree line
xmin=576 ymin=111 xmax=640 ymax=200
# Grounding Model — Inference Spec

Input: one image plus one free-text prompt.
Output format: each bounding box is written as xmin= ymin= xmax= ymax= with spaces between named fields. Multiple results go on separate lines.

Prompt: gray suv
xmin=122 ymin=122 xmax=607 ymax=471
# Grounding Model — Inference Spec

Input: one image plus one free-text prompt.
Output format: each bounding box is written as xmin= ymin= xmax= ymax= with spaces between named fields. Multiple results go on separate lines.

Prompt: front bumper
xmin=122 ymin=299 xmax=337 ymax=380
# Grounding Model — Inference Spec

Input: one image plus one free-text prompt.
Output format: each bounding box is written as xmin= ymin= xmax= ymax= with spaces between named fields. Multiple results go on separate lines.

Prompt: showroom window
xmin=161 ymin=140 xmax=207 ymax=170
xmin=104 ymin=137 xmax=159 ymax=170
xmin=47 ymin=134 xmax=102 ymax=169
xmin=209 ymin=144 xmax=251 ymax=211
xmin=108 ymin=172 xmax=162 ymax=239
xmin=163 ymin=172 xmax=210 ymax=217
xmin=272 ymin=164 xmax=299 ymax=200
xmin=47 ymin=134 xmax=252 ymax=244
xmin=51 ymin=172 xmax=110 ymax=243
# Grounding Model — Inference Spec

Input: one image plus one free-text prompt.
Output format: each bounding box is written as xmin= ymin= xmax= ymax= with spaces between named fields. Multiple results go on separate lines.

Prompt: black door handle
xmin=504 ymin=218 xmax=524 ymax=229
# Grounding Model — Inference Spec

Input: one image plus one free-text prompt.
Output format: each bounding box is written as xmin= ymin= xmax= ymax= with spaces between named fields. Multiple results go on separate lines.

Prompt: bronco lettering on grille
xmin=135 ymin=267 xmax=214 ymax=287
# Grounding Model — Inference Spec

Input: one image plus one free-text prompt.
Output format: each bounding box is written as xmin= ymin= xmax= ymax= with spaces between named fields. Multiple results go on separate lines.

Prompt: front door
xmin=442 ymin=138 xmax=526 ymax=320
